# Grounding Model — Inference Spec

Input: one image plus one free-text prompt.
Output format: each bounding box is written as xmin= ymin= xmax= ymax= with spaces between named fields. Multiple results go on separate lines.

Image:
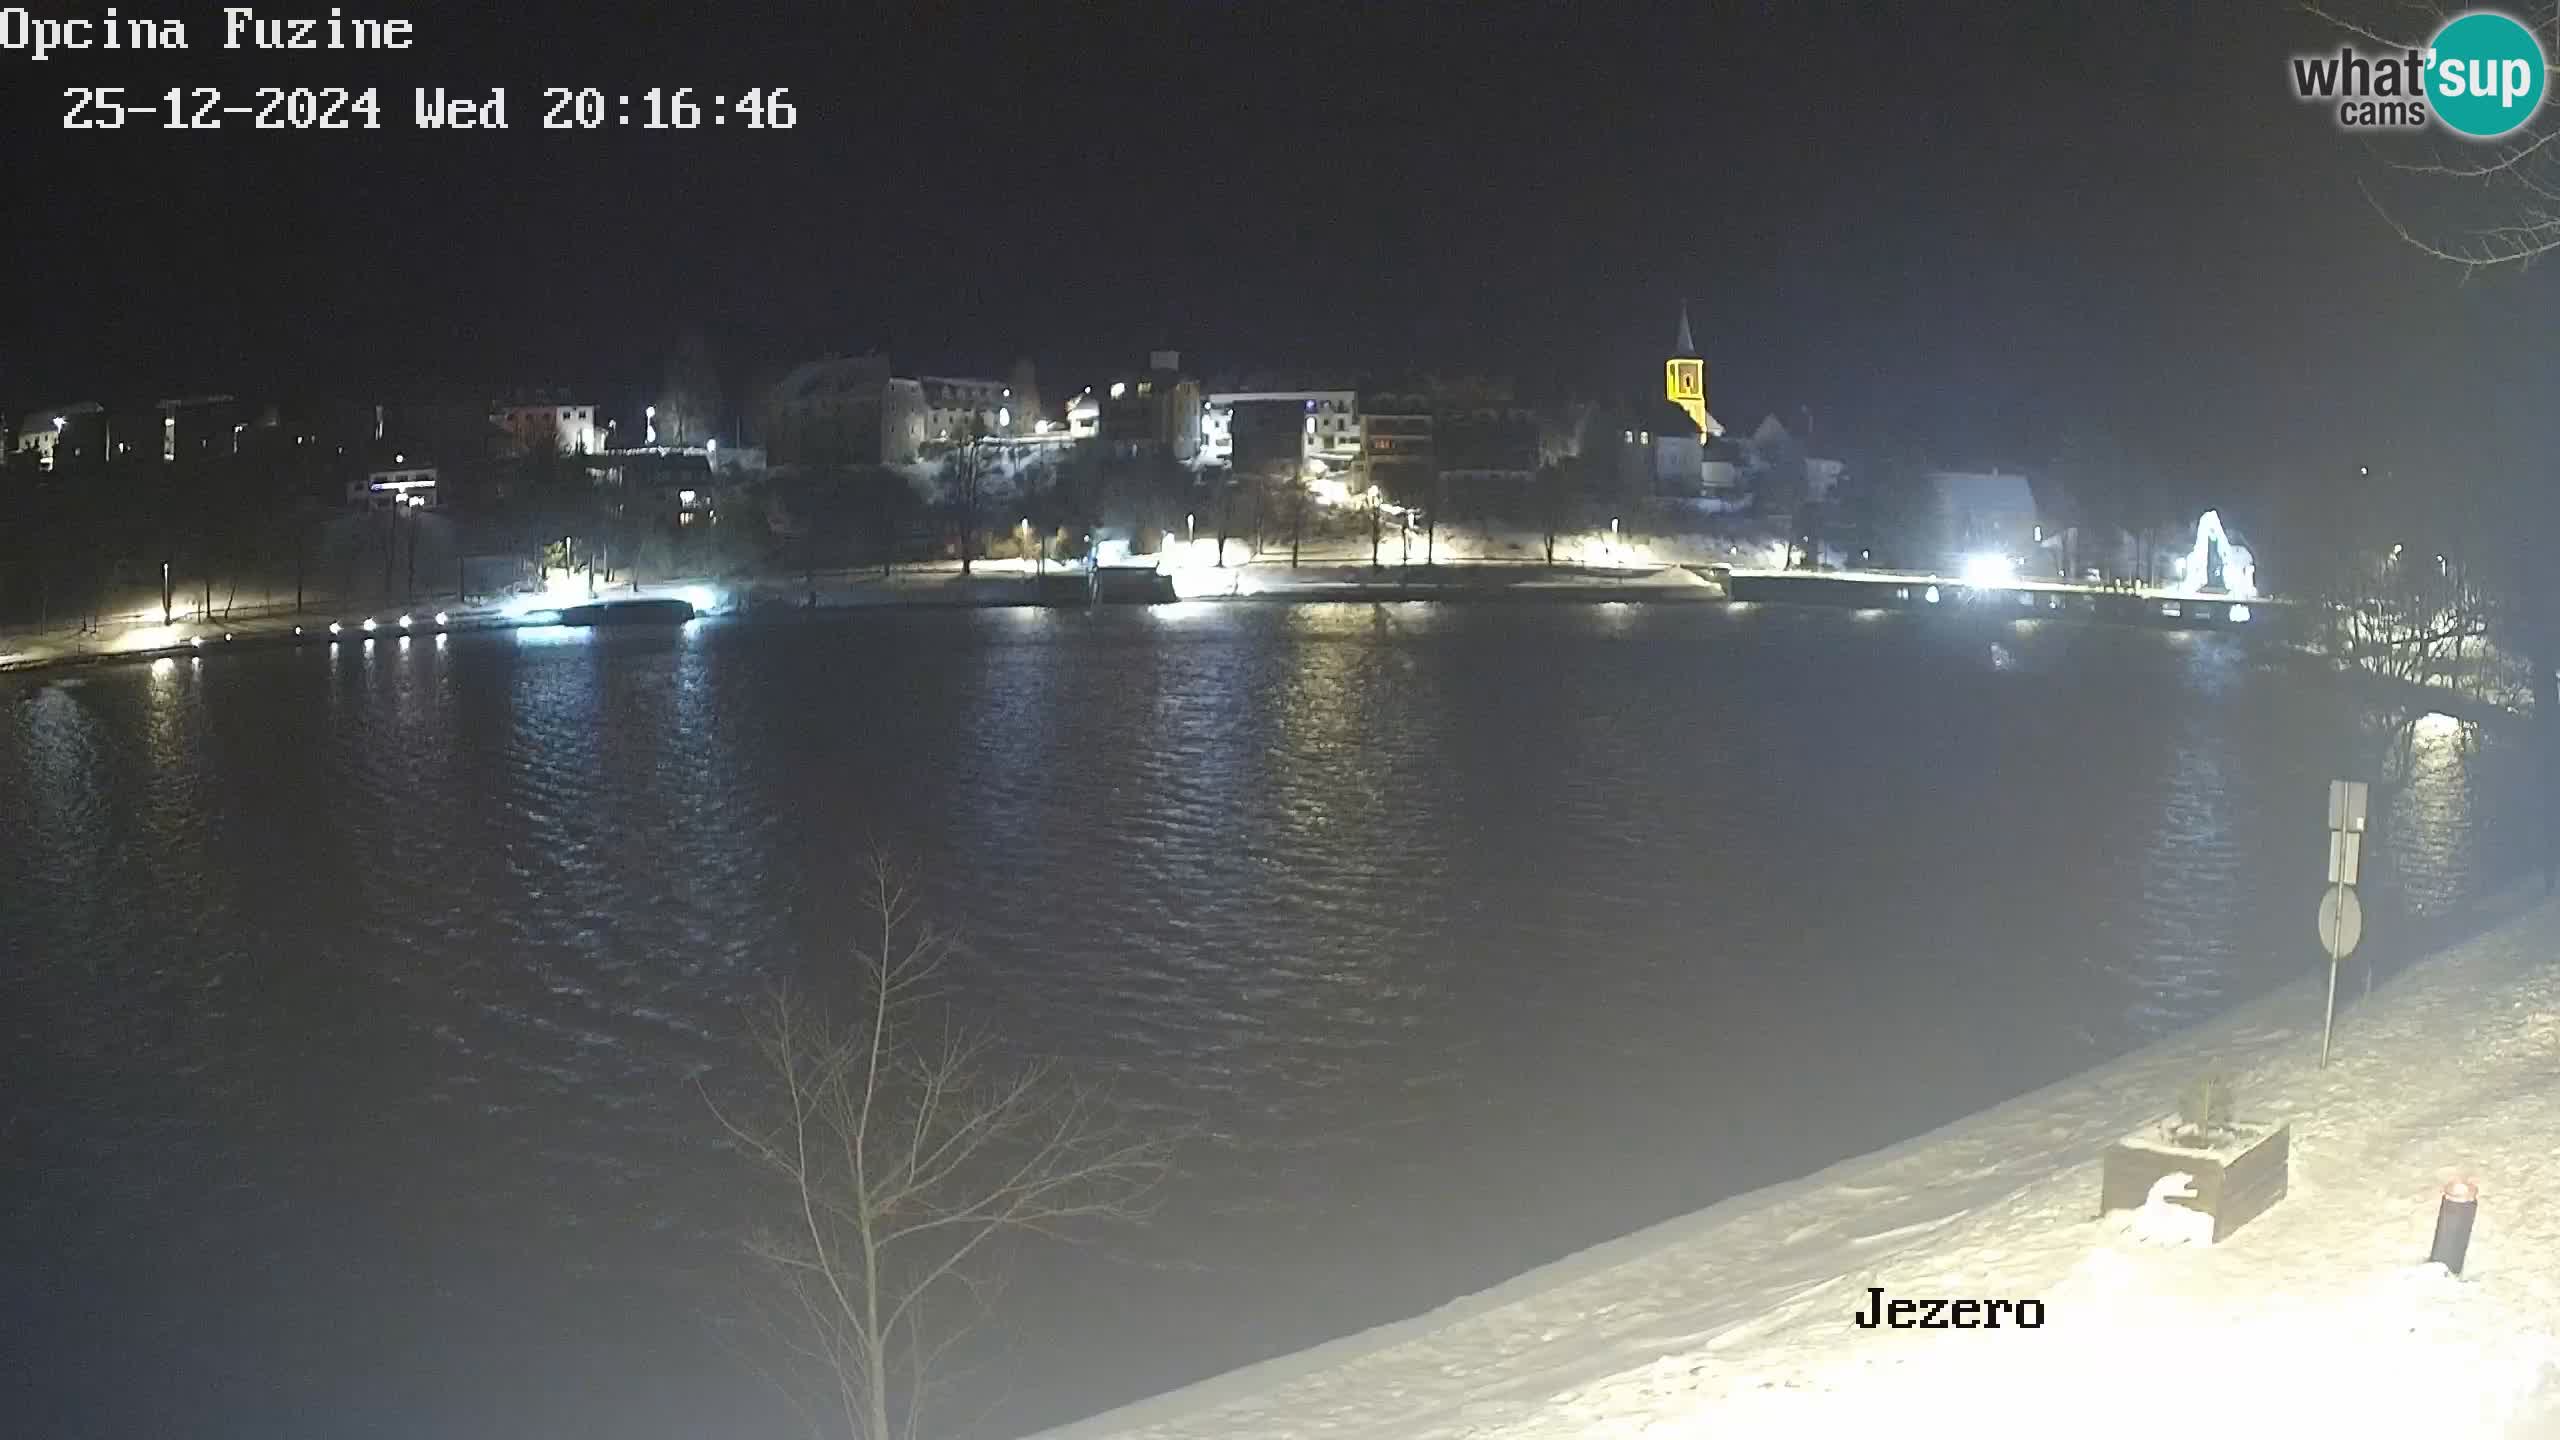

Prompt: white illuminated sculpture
xmin=2180 ymin=511 xmax=2257 ymax=599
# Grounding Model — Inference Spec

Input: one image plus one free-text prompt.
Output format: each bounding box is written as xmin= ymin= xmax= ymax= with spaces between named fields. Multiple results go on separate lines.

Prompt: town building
xmin=495 ymin=399 xmax=603 ymax=456
xmin=1621 ymin=400 xmax=1705 ymax=495
xmin=14 ymin=403 xmax=102 ymax=470
xmin=1360 ymin=391 xmax=1436 ymax=505
xmin=1425 ymin=378 xmax=1541 ymax=490
xmin=1731 ymin=414 xmax=1845 ymax=512
xmin=918 ymin=376 xmax=1011 ymax=445
xmin=1064 ymin=390 xmax=1101 ymax=440
xmin=1197 ymin=390 xmax=1363 ymax=476
xmin=763 ymin=354 xmax=929 ymax=468
xmin=354 ymin=454 xmax=440 ymax=510
xmin=1096 ymin=351 xmax=1201 ymax=461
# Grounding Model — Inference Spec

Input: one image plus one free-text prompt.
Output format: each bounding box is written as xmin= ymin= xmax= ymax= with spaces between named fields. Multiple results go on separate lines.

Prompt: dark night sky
xmin=4 ymin=0 xmax=2553 ymax=495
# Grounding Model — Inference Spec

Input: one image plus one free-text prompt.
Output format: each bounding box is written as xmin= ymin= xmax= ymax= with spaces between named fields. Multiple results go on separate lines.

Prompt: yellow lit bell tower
xmin=1665 ymin=302 xmax=1708 ymax=436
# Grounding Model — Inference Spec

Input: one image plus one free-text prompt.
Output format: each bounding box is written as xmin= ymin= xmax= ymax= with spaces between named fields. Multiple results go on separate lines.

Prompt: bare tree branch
xmin=2308 ymin=1 xmax=2560 ymax=269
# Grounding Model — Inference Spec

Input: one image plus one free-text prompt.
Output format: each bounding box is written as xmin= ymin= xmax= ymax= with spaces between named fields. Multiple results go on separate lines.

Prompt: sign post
xmin=2319 ymin=780 xmax=2368 ymax=1068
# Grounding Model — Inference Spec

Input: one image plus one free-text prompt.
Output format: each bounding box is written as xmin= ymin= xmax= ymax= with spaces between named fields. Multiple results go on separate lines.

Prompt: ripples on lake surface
xmin=0 ymin=605 xmax=2521 ymax=1438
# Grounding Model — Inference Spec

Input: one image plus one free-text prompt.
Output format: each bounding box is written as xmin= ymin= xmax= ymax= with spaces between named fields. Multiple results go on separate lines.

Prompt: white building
xmin=15 ymin=415 xmax=64 ymax=471
xmin=1065 ymin=390 xmax=1101 ymax=441
xmin=496 ymin=402 xmax=602 ymax=456
xmin=916 ymin=376 xmax=1020 ymax=445
xmin=15 ymin=403 xmax=106 ymax=471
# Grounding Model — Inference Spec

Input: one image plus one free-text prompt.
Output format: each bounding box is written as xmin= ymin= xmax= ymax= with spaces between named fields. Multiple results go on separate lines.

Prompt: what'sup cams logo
xmin=2292 ymin=9 xmax=2548 ymax=137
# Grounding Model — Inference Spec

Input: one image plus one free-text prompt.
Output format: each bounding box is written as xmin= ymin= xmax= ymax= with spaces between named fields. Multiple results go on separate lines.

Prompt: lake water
xmin=0 ymin=603 xmax=2523 ymax=1438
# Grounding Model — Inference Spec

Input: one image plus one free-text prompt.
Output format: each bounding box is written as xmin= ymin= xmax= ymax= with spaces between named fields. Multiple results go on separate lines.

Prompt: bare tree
xmin=937 ymin=422 xmax=995 ymax=577
xmin=2306 ymin=1 xmax=2560 ymax=271
xmin=2311 ymin=0 xmax=2560 ymax=886
xmin=1264 ymin=457 xmax=1306 ymax=568
xmin=706 ymin=857 xmax=1171 ymax=1440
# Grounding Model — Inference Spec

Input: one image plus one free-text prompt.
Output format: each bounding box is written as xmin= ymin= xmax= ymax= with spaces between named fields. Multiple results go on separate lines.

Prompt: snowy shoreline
xmin=1040 ymin=884 xmax=2560 ymax=1439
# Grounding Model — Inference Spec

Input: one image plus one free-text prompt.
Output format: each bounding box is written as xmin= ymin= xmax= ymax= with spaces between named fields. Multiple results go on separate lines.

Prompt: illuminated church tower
xmin=1665 ymin=302 xmax=1712 ymax=438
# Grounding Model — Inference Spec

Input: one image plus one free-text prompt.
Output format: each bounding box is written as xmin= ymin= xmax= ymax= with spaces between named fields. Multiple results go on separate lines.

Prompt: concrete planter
xmin=2099 ymin=1117 xmax=2291 ymax=1244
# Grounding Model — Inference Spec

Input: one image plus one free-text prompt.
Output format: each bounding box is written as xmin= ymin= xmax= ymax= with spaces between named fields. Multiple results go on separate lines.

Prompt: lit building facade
xmin=496 ymin=401 xmax=602 ymax=456
xmin=1197 ymin=390 xmax=1363 ymax=474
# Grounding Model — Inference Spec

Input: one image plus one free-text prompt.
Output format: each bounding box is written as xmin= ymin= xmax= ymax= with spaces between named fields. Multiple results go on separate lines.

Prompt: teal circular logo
xmin=2430 ymin=11 xmax=2547 ymax=138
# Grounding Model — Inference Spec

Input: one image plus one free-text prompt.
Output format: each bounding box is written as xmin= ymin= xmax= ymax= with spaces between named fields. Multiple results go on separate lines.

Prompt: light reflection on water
xmin=0 ymin=607 xmax=2526 ymax=1440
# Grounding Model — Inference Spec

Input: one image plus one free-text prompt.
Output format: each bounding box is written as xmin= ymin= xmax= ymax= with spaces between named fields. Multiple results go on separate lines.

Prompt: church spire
xmin=1675 ymin=301 xmax=1697 ymax=357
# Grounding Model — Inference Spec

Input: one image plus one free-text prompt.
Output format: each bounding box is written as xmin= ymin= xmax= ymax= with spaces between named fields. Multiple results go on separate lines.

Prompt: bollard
xmin=2428 ymin=1179 xmax=2479 ymax=1275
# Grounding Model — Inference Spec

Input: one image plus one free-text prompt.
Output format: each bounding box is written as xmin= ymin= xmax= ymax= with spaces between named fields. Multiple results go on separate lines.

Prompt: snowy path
xmin=1043 ymin=890 xmax=2560 ymax=1440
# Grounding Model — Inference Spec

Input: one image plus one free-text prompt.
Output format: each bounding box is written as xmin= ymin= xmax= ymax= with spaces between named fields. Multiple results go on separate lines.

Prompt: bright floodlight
xmin=1961 ymin=552 xmax=2016 ymax=588
xmin=361 ymin=617 xmax=378 ymax=632
xmin=328 ymin=621 xmax=343 ymax=635
xmin=434 ymin=612 xmax=449 ymax=626
xmin=679 ymin=585 xmax=720 ymax=614
xmin=398 ymin=614 xmax=413 ymax=630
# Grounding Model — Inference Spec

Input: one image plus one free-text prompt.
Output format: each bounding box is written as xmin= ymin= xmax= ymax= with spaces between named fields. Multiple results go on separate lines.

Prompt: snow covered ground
xmin=1042 ymin=888 xmax=2560 ymax=1440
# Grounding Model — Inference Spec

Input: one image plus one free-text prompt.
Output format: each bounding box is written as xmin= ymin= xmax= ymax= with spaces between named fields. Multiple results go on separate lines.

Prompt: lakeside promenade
xmin=1038 ymin=884 xmax=2560 ymax=1440
xmin=0 ymin=561 xmax=1724 ymax=677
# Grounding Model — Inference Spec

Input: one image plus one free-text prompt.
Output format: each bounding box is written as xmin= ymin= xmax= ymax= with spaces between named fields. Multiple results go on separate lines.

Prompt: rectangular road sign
xmin=2328 ymin=779 xmax=2369 ymax=833
xmin=2328 ymin=829 xmax=2362 ymax=886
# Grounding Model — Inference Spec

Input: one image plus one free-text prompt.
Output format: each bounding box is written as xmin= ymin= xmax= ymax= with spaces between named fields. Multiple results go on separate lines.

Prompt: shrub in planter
xmin=2099 ymin=1070 xmax=2289 ymax=1244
